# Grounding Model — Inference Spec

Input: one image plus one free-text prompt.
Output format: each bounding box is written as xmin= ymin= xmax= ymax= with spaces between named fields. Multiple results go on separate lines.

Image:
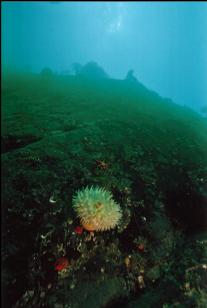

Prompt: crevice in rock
xmin=1 ymin=134 xmax=42 ymax=154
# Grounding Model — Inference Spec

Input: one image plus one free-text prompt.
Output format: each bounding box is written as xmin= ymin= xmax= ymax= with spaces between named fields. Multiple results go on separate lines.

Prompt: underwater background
xmin=1 ymin=2 xmax=207 ymax=307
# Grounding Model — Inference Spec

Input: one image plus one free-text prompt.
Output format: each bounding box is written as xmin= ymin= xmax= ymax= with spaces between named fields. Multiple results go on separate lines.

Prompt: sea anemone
xmin=54 ymin=257 xmax=69 ymax=271
xmin=72 ymin=186 xmax=122 ymax=231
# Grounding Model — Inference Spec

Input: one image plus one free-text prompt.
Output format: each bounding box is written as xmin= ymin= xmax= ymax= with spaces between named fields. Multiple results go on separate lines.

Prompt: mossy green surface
xmin=2 ymin=72 xmax=207 ymax=307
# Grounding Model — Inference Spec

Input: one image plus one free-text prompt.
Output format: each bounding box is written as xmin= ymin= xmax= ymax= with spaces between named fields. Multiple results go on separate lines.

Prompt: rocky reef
xmin=2 ymin=71 xmax=207 ymax=307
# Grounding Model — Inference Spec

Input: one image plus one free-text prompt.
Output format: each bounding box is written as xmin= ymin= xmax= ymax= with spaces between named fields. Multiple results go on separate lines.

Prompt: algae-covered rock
xmin=2 ymin=72 xmax=207 ymax=307
xmin=49 ymin=277 xmax=128 ymax=308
